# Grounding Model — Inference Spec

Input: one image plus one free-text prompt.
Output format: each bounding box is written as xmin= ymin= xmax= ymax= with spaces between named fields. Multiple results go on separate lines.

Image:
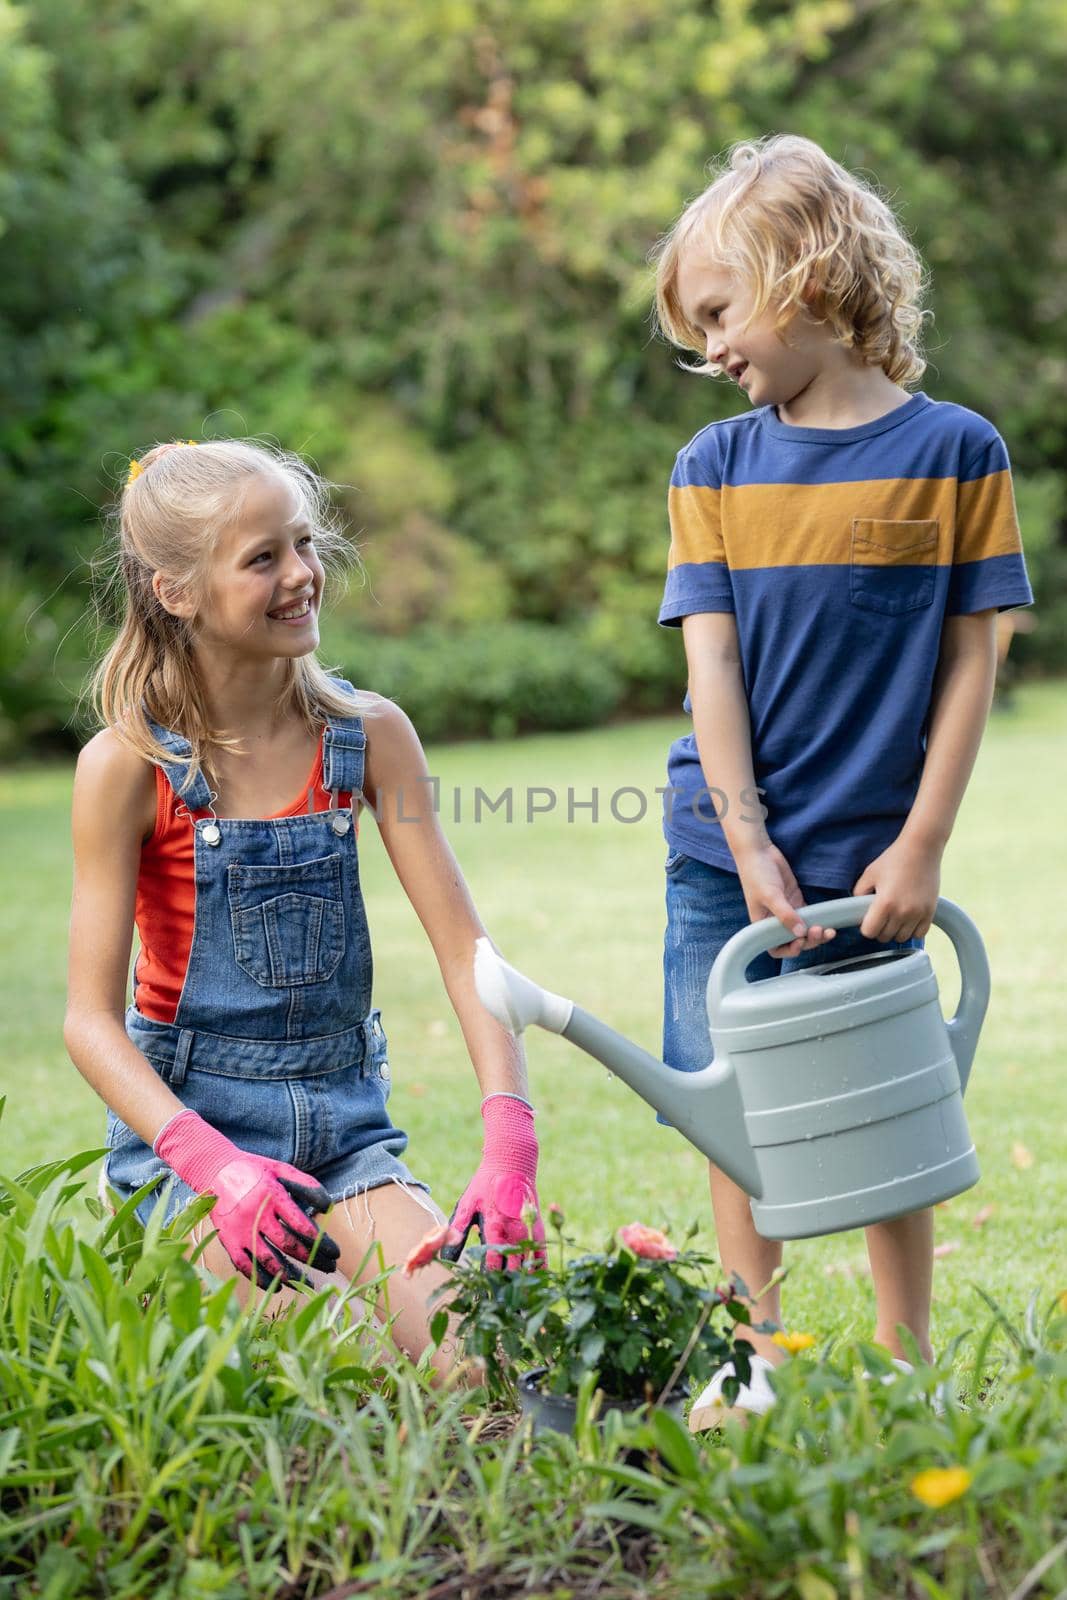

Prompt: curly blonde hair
xmin=87 ymin=438 xmax=369 ymax=794
xmin=652 ymin=134 xmax=932 ymax=387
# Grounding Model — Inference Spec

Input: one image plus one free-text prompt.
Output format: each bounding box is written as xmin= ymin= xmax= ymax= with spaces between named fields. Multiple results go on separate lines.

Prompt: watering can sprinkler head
xmin=474 ymin=937 xmax=573 ymax=1036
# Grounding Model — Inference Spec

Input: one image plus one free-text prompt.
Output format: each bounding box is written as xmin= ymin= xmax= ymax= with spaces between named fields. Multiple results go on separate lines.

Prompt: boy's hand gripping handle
xmin=154 ymin=1109 xmax=342 ymax=1290
xmin=708 ymin=895 xmax=990 ymax=1094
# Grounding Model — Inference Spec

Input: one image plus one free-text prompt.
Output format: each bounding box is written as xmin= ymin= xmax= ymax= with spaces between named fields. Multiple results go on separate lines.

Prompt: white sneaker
xmin=863 ymin=1356 xmax=950 ymax=1416
xmin=688 ymin=1354 xmax=778 ymax=1432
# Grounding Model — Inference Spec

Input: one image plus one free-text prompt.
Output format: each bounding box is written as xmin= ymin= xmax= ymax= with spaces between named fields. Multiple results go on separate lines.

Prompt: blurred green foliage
xmin=2 ymin=0 xmax=1065 ymax=755
xmin=321 ymin=618 xmax=624 ymax=740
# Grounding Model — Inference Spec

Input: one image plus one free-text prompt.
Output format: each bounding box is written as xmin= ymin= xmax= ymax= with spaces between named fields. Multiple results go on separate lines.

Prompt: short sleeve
xmin=948 ymin=430 xmax=1034 ymax=614
xmin=658 ymin=437 xmax=735 ymax=627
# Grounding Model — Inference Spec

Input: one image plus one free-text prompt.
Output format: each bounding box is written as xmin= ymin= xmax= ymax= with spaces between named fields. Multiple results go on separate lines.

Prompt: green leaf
xmin=323 ymin=1364 xmax=378 ymax=1390
xmin=796 ymin=1573 xmax=838 ymax=1600
xmin=580 ymin=1331 xmax=605 ymax=1367
xmin=618 ymin=1333 xmax=645 ymax=1373
xmin=971 ymin=1456 xmax=1034 ymax=1495
xmin=569 ymin=1300 xmax=597 ymax=1332
xmin=911 ymin=1572 xmax=954 ymax=1600
xmin=584 ymin=1500 xmax=681 ymax=1534
xmin=649 ymin=1408 xmax=700 ymax=1480
xmin=0 ymin=1428 xmax=21 ymax=1481
xmin=913 ymin=1530 xmax=965 ymax=1557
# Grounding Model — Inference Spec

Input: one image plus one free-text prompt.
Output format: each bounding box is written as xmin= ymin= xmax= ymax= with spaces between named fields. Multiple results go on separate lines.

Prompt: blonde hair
xmin=88 ymin=438 xmax=368 ymax=794
xmin=652 ymin=134 xmax=931 ymax=386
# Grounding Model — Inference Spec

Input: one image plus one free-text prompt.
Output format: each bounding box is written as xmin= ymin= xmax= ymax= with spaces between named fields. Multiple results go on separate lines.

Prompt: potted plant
xmin=410 ymin=1207 xmax=762 ymax=1434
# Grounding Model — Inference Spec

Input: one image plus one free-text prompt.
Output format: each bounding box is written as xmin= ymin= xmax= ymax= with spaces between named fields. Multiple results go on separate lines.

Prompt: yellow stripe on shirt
xmin=669 ymin=473 xmax=1021 ymax=571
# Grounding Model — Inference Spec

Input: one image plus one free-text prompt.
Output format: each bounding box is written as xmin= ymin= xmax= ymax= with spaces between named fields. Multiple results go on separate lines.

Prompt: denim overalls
xmin=104 ymin=687 xmax=429 ymax=1226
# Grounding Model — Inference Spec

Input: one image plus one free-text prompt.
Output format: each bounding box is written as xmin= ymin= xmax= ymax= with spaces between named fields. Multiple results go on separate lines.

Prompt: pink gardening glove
xmin=443 ymin=1093 xmax=546 ymax=1271
xmin=154 ymin=1109 xmax=341 ymax=1290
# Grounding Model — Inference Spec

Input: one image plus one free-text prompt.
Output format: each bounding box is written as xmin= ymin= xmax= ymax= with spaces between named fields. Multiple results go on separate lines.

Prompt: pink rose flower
xmin=402 ymin=1221 xmax=462 ymax=1278
xmin=618 ymin=1223 xmax=677 ymax=1261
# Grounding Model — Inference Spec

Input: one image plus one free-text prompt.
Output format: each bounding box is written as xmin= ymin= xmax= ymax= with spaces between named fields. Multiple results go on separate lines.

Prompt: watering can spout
xmin=474 ymin=939 xmax=764 ymax=1198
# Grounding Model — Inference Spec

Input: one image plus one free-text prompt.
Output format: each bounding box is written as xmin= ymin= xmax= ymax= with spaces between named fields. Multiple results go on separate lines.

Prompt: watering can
xmin=474 ymin=896 xmax=990 ymax=1240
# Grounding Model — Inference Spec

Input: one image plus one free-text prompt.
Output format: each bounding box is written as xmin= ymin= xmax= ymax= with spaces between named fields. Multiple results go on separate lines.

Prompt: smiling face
xmin=182 ymin=472 xmax=326 ymax=663
xmin=674 ymin=245 xmax=825 ymax=410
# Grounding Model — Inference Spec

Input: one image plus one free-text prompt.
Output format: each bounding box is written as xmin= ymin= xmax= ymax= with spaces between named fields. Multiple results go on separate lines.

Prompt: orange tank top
xmin=133 ymin=734 xmax=354 ymax=1024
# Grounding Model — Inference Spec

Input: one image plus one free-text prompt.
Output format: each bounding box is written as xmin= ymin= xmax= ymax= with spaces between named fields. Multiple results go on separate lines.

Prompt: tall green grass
xmin=2 ymin=1139 xmax=1066 ymax=1597
xmin=2 ymin=683 xmax=1065 ymax=1360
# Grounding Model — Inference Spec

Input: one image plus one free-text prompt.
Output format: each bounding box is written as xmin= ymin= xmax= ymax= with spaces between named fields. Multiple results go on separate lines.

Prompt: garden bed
xmin=2 ymin=1149 xmax=1066 ymax=1599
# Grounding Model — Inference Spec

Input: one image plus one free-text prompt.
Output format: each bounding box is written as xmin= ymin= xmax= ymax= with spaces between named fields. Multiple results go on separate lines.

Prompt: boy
xmin=652 ymin=134 xmax=1033 ymax=1427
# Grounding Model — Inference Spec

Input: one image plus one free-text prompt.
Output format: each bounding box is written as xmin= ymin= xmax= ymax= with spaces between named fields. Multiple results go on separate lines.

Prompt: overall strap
xmin=322 ymin=680 xmax=367 ymax=798
xmin=144 ymin=714 xmax=215 ymax=813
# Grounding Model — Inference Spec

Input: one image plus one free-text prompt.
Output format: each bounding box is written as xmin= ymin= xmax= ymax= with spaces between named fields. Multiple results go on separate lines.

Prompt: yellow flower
xmin=910 ymin=1467 xmax=973 ymax=1508
xmin=772 ymin=1329 xmax=815 ymax=1354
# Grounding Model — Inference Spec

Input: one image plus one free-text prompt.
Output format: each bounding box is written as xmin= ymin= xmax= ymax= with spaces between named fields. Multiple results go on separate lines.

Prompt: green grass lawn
xmin=2 ymin=680 xmax=1064 ymax=1368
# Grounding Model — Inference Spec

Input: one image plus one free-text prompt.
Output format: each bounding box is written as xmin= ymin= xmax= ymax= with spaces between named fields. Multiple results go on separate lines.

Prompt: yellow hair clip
xmin=126 ymin=440 xmax=197 ymax=486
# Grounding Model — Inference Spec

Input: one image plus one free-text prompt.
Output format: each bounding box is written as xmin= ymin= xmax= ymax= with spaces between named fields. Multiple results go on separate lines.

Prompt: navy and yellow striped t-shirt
xmin=658 ymin=391 xmax=1033 ymax=890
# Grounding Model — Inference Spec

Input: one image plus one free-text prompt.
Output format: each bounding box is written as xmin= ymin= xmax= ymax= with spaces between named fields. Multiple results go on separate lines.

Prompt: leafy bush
xmin=4 ymin=0 xmax=1067 ymax=755
xmin=433 ymin=1213 xmax=759 ymax=1404
xmin=321 ymin=618 xmax=624 ymax=741
xmin=1011 ymin=472 xmax=1067 ymax=674
xmin=0 ymin=564 xmax=93 ymax=759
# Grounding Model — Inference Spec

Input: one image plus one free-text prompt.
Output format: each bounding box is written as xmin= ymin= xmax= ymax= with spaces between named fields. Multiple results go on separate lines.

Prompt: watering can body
xmin=704 ymin=897 xmax=988 ymax=1238
xmin=474 ymin=896 xmax=990 ymax=1241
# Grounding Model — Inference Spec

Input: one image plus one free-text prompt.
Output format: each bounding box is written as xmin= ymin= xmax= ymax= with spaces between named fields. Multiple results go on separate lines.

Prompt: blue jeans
xmin=662 ymin=851 xmax=921 ymax=1108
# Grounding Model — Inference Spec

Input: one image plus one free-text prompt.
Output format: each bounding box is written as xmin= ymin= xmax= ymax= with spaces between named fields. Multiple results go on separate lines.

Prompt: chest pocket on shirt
xmin=228 ymin=854 xmax=346 ymax=987
xmin=850 ymin=518 xmax=939 ymax=616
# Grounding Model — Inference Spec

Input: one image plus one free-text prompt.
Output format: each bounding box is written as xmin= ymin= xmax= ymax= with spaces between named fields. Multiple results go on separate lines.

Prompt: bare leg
xmin=184 ymin=1184 xmax=462 ymax=1375
xmin=708 ymin=1162 xmax=785 ymax=1366
xmin=330 ymin=1182 xmax=459 ymax=1375
xmin=864 ymin=1208 xmax=934 ymax=1363
xmin=184 ymin=1218 xmax=348 ymax=1323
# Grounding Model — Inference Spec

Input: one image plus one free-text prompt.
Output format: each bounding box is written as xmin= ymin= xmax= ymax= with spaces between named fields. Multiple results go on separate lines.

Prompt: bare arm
xmin=901 ymin=611 xmax=998 ymax=853
xmin=362 ymin=698 xmax=529 ymax=1100
xmin=683 ymin=613 xmax=768 ymax=863
xmin=63 ymin=730 xmax=185 ymax=1147
xmin=854 ymin=610 xmax=999 ymax=941
xmin=682 ymin=613 xmax=834 ymax=956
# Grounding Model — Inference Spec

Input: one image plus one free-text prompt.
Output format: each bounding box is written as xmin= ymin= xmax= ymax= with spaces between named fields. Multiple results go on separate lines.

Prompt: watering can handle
xmin=707 ymin=895 xmax=990 ymax=1092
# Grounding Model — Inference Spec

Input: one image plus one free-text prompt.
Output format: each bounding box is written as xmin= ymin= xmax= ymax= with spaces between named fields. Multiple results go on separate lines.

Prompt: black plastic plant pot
xmin=518 ymin=1368 xmax=689 ymax=1436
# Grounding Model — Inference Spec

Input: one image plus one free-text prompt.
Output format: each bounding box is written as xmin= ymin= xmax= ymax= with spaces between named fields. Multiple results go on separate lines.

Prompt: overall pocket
xmin=850 ymin=518 xmax=939 ymax=616
xmin=228 ymin=854 xmax=346 ymax=987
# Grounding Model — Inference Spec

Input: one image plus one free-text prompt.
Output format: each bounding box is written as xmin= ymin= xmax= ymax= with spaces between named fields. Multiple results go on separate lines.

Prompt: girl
xmin=65 ymin=438 xmax=545 ymax=1362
